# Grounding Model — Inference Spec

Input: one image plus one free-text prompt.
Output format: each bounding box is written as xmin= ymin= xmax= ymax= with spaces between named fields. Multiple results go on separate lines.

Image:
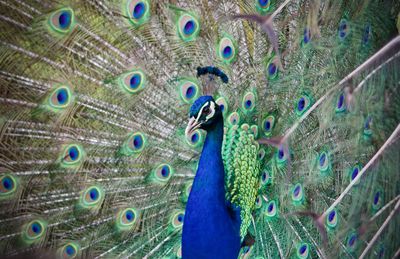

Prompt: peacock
xmin=0 ymin=0 xmax=400 ymax=258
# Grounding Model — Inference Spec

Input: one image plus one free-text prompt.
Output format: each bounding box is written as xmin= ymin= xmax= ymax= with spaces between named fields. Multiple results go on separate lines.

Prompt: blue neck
xmin=191 ymin=116 xmax=224 ymax=196
xmin=182 ymin=114 xmax=241 ymax=258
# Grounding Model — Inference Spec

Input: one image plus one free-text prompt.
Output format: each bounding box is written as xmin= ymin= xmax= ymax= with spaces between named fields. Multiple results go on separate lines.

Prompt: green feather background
xmin=0 ymin=0 xmax=399 ymax=258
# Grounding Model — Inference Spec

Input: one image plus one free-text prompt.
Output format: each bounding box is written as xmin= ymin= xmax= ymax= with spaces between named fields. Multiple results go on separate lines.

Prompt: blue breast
xmin=182 ymin=118 xmax=241 ymax=258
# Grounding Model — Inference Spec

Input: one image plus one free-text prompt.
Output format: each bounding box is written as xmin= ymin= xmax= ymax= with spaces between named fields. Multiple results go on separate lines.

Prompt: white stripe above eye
xmin=195 ymin=102 xmax=209 ymax=122
xmin=206 ymin=102 xmax=215 ymax=120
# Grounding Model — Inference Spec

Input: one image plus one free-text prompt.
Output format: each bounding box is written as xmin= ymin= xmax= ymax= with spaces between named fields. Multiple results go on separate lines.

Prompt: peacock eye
xmin=203 ymin=107 xmax=210 ymax=115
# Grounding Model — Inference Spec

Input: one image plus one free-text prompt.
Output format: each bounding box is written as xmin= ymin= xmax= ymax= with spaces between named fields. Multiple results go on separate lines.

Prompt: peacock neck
xmin=203 ymin=116 xmax=224 ymax=154
xmin=192 ymin=115 xmax=225 ymax=196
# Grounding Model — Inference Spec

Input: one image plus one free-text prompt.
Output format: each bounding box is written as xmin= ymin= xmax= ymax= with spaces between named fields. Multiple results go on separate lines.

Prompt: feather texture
xmin=0 ymin=0 xmax=399 ymax=258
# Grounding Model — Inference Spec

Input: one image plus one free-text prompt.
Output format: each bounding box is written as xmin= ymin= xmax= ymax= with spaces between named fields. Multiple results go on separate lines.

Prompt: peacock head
xmin=185 ymin=96 xmax=222 ymax=136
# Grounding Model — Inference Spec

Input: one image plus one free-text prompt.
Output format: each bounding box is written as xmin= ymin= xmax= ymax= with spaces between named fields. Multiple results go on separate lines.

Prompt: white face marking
xmin=185 ymin=101 xmax=216 ymax=137
xmin=206 ymin=102 xmax=215 ymax=120
xmin=195 ymin=101 xmax=209 ymax=123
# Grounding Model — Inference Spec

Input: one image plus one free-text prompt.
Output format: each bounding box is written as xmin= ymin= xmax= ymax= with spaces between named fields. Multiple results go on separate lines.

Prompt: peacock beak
xmin=185 ymin=117 xmax=202 ymax=137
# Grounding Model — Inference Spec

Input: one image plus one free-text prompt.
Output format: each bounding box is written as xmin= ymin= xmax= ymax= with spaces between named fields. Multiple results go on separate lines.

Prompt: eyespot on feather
xmin=22 ymin=219 xmax=47 ymax=244
xmin=118 ymin=69 xmax=146 ymax=94
xmin=60 ymin=144 xmax=85 ymax=168
xmin=125 ymin=0 xmax=150 ymax=26
xmin=177 ymin=13 xmax=200 ymax=41
xmin=0 ymin=174 xmax=18 ymax=198
xmin=47 ymin=85 xmax=73 ymax=111
xmin=79 ymin=186 xmax=104 ymax=209
xmin=48 ymin=8 xmax=75 ymax=34
xmin=218 ymin=36 xmax=237 ymax=64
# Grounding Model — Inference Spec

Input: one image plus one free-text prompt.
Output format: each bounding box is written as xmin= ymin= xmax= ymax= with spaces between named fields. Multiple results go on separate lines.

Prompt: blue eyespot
xmin=278 ymin=149 xmax=284 ymax=159
xmin=265 ymin=200 xmax=277 ymax=218
xmin=179 ymin=80 xmax=199 ymax=104
xmin=223 ymin=46 xmax=232 ymax=58
xmin=186 ymin=129 xmax=203 ymax=147
xmin=89 ymin=188 xmax=99 ymax=200
xmin=125 ymin=210 xmax=134 ymax=222
xmin=130 ymin=74 xmax=141 ymax=89
xmin=266 ymin=57 xmax=279 ymax=80
xmin=256 ymin=0 xmax=271 ymax=11
xmin=319 ymin=153 xmax=326 ymax=166
xmin=276 ymin=145 xmax=288 ymax=166
xmin=242 ymin=92 xmax=256 ymax=112
xmin=326 ymin=208 xmax=338 ymax=228
xmin=81 ymin=186 xmax=104 ymax=208
xmin=363 ymin=116 xmax=373 ymax=137
xmin=48 ymin=86 xmax=73 ymax=110
xmin=335 ymin=92 xmax=346 ymax=113
xmin=126 ymin=0 xmax=150 ymax=26
xmin=295 ymin=94 xmax=312 ymax=116
xmin=178 ymin=13 xmax=200 ymax=41
xmin=245 ymin=100 xmax=252 ymax=108
xmin=1 ymin=174 xmax=18 ymax=197
xmin=329 ymin=210 xmax=335 ymax=221
xmin=303 ymin=28 xmax=311 ymax=44
xmin=293 ymin=185 xmax=301 ymax=197
xmin=56 ymin=88 xmax=68 ymax=104
xmin=120 ymin=70 xmax=146 ymax=94
xmin=161 ymin=166 xmax=170 ymax=177
xmin=298 ymin=97 xmax=305 ymax=111
xmin=348 ymin=234 xmax=356 ymax=246
xmin=337 ymin=94 xmax=344 ymax=109
xmin=68 ymin=146 xmax=79 ymax=161
xmin=153 ymin=164 xmax=173 ymax=183
xmin=191 ymin=132 xmax=199 ymax=142
xmin=171 ymin=210 xmax=185 ymax=228
xmin=259 ymin=0 xmax=269 ymax=7
xmin=133 ymin=135 xmax=143 ymax=149
xmin=2 ymin=177 xmax=13 ymax=190
xmin=372 ymin=189 xmax=383 ymax=210
xmin=177 ymin=214 xmax=184 ymax=222
xmin=345 ymin=231 xmax=358 ymax=252
xmin=338 ymin=19 xmax=349 ymax=40
xmin=362 ymin=24 xmax=371 ymax=45
xmin=291 ymin=183 xmax=304 ymax=203
xmin=23 ymin=219 xmax=47 ymax=244
xmin=133 ymin=2 xmax=145 ymax=19
xmin=373 ymin=192 xmax=379 ymax=205
xmin=218 ymin=36 xmax=236 ymax=64
xmin=31 ymin=222 xmax=42 ymax=234
xmin=262 ymin=115 xmax=275 ymax=137
xmin=123 ymin=132 xmax=146 ymax=155
xmin=65 ymin=245 xmax=75 ymax=256
xmin=364 ymin=117 xmax=371 ymax=129
xmin=184 ymin=20 xmax=195 ymax=35
xmin=116 ymin=208 xmax=138 ymax=231
xmin=265 ymin=121 xmax=271 ymax=130
xmin=268 ymin=63 xmax=277 ymax=75
xmin=61 ymin=144 xmax=84 ymax=167
xmin=48 ymin=8 xmax=75 ymax=34
xmin=348 ymin=165 xmax=362 ymax=184
xmin=59 ymin=11 xmax=71 ymax=29
xmin=351 ymin=167 xmax=358 ymax=180
xmin=186 ymin=86 xmax=195 ymax=98
xmin=296 ymin=243 xmax=310 ymax=258
xmin=299 ymin=245 xmax=307 ymax=254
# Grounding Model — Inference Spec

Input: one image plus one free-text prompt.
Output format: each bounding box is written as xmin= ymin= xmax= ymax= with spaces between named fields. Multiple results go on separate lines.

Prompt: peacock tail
xmin=0 ymin=0 xmax=399 ymax=258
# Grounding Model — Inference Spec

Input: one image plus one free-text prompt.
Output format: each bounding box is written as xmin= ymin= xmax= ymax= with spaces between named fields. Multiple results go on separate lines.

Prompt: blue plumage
xmin=183 ymin=96 xmax=241 ymax=258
